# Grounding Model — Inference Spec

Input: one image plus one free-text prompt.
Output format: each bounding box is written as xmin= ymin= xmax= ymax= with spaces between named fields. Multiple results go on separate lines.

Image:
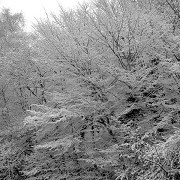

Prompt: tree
xmin=0 ymin=8 xmax=26 ymax=126
xmin=2 ymin=0 xmax=180 ymax=180
xmin=23 ymin=0 xmax=180 ymax=179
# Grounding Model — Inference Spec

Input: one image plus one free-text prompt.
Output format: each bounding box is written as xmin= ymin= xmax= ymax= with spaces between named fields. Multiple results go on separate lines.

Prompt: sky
xmin=0 ymin=0 xmax=89 ymax=31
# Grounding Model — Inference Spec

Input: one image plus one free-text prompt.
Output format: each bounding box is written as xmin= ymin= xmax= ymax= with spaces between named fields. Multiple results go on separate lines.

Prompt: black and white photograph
xmin=0 ymin=0 xmax=180 ymax=179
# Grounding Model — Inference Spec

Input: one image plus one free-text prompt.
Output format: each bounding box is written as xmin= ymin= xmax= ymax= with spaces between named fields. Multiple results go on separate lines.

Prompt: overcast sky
xmin=0 ymin=0 xmax=89 ymax=31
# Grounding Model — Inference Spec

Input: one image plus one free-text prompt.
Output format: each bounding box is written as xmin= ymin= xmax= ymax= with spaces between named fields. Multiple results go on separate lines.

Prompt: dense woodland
xmin=2 ymin=0 xmax=180 ymax=179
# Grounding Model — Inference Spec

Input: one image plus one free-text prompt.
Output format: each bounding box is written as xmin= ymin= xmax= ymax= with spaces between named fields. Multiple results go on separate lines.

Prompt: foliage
xmin=2 ymin=0 xmax=180 ymax=180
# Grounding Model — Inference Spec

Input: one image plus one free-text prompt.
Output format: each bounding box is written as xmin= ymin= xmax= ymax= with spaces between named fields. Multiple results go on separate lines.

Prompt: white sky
xmin=0 ymin=0 xmax=89 ymax=31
